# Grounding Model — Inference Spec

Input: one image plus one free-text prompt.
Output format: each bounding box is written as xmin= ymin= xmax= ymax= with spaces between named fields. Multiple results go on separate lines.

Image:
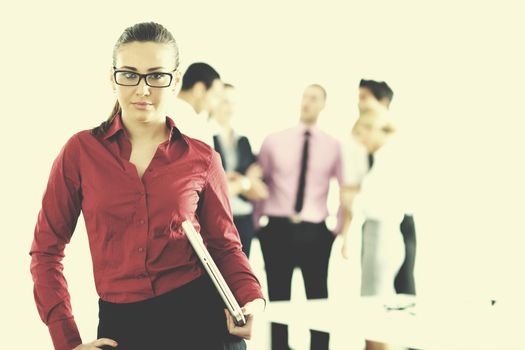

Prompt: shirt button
xmin=148 ymin=168 xmax=154 ymax=172
xmin=139 ymin=219 xmax=145 ymax=225
xmin=138 ymin=247 xmax=144 ymax=253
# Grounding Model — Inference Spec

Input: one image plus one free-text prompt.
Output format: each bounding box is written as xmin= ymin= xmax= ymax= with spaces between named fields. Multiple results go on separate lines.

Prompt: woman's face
xmin=211 ymin=87 xmax=235 ymax=126
xmin=353 ymin=121 xmax=383 ymax=152
xmin=111 ymin=41 xmax=179 ymax=123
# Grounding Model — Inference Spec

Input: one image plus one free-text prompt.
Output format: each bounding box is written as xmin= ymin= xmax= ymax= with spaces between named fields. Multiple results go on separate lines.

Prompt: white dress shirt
xmin=348 ymin=135 xmax=411 ymax=296
xmin=172 ymin=97 xmax=214 ymax=146
xmin=353 ymin=135 xmax=413 ymax=222
xmin=341 ymin=136 xmax=369 ymax=187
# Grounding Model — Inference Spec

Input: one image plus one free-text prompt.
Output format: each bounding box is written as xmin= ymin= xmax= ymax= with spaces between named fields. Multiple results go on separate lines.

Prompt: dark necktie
xmin=294 ymin=130 xmax=311 ymax=213
xmin=367 ymin=153 xmax=374 ymax=171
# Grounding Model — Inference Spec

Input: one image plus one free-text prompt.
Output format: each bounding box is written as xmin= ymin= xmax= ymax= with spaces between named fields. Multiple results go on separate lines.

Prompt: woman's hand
xmin=72 ymin=338 xmax=118 ymax=349
xmin=225 ymin=298 xmax=265 ymax=340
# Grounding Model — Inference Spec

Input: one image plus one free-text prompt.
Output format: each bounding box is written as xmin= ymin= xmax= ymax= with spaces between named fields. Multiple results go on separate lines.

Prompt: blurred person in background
xmin=256 ymin=84 xmax=343 ymax=350
xmin=339 ymin=134 xmax=368 ymax=259
xmin=344 ymin=107 xmax=411 ymax=350
xmin=210 ymin=83 xmax=268 ymax=257
xmin=358 ymin=79 xmax=394 ymax=114
xmin=174 ymin=62 xmax=224 ymax=146
xmin=358 ymin=79 xmax=417 ymax=296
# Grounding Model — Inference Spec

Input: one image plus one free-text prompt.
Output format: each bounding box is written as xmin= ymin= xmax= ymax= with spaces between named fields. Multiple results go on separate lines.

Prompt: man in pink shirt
xmin=256 ymin=84 xmax=343 ymax=350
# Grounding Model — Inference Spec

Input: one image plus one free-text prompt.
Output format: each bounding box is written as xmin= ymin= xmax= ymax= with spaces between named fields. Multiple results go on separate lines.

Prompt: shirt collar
xmin=165 ymin=115 xmax=183 ymax=145
xmin=103 ymin=112 xmax=125 ymax=140
xmin=103 ymin=112 xmax=183 ymax=145
xmin=296 ymin=121 xmax=317 ymax=136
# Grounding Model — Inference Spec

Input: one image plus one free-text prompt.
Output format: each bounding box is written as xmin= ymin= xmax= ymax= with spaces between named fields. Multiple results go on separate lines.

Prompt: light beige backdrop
xmin=1 ymin=1 xmax=524 ymax=349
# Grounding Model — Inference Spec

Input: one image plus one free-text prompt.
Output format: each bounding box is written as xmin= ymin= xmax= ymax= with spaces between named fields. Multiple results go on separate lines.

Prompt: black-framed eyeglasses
xmin=113 ymin=66 xmax=176 ymax=88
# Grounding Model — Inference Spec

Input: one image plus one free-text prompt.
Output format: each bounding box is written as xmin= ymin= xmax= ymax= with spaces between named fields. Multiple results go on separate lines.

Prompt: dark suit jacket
xmin=213 ymin=135 xmax=256 ymax=175
xmin=213 ymin=135 xmax=257 ymax=205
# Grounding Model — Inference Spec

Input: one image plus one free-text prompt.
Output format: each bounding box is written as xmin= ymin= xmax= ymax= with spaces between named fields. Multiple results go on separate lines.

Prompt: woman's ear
xmin=172 ymin=69 xmax=182 ymax=92
xmin=193 ymin=81 xmax=207 ymax=98
xmin=109 ymin=67 xmax=116 ymax=92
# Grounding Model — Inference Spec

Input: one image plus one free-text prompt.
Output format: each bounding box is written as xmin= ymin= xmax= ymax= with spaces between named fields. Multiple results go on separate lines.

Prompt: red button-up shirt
xmin=29 ymin=113 xmax=264 ymax=350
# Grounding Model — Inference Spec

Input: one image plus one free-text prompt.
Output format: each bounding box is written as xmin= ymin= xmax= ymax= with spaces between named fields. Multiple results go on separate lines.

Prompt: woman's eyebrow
xmin=119 ymin=66 xmax=167 ymax=72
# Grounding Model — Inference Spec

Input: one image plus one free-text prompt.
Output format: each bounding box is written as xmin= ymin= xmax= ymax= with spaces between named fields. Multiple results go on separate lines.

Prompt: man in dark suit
xmin=210 ymin=83 xmax=268 ymax=257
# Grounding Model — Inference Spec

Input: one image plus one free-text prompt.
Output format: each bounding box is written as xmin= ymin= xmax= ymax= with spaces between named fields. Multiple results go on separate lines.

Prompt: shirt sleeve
xmin=341 ymin=137 xmax=368 ymax=187
xmin=252 ymin=136 xmax=272 ymax=229
xmin=256 ymin=136 xmax=272 ymax=183
xmin=332 ymin=141 xmax=345 ymax=234
xmin=198 ymin=150 xmax=265 ymax=306
xmin=332 ymin=140 xmax=344 ymax=185
xmin=29 ymin=133 xmax=83 ymax=350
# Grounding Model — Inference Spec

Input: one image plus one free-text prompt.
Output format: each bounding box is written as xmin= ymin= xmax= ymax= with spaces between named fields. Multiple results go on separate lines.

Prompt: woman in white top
xmin=342 ymin=108 xmax=408 ymax=350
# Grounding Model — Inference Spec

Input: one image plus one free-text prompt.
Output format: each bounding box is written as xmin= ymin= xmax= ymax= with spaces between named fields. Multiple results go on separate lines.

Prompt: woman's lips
xmin=132 ymin=102 xmax=152 ymax=110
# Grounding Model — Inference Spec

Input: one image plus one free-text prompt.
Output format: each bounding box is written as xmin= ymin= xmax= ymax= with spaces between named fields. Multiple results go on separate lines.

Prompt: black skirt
xmin=97 ymin=274 xmax=246 ymax=350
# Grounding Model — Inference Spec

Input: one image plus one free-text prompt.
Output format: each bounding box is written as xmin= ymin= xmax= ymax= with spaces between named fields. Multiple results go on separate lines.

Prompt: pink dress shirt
xmin=256 ymin=123 xmax=343 ymax=230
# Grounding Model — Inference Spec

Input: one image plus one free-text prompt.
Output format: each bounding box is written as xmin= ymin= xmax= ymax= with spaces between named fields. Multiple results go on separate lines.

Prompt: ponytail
xmin=90 ymin=100 xmax=121 ymax=138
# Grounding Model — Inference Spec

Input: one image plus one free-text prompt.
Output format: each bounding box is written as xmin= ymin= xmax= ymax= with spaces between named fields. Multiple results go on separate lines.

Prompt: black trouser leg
xmin=258 ymin=218 xmax=335 ymax=350
xmin=394 ymin=214 xmax=417 ymax=295
xmin=394 ymin=215 xmax=417 ymax=350
xmin=234 ymin=214 xmax=255 ymax=258
xmin=258 ymin=218 xmax=295 ymax=350
xmin=295 ymin=222 xmax=334 ymax=350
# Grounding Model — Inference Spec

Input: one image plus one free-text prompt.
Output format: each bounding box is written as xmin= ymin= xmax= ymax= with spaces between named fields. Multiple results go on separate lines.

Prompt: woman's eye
xmin=150 ymin=73 xmax=164 ymax=80
xmin=124 ymin=73 xmax=138 ymax=79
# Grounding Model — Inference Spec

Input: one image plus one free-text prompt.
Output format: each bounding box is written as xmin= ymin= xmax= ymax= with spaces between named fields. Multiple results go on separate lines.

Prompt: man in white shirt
xmin=173 ymin=62 xmax=224 ymax=146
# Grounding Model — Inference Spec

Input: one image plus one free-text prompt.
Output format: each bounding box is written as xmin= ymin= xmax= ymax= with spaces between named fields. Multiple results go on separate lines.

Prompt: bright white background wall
xmin=1 ymin=1 xmax=524 ymax=348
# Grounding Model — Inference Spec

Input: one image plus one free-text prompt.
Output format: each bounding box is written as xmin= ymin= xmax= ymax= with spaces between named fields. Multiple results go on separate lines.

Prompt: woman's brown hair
xmin=90 ymin=22 xmax=180 ymax=138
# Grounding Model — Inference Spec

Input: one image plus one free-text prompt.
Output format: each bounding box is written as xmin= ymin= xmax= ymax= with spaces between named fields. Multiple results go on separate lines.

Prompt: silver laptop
xmin=181 ymin=220 xmax=247 ymax=326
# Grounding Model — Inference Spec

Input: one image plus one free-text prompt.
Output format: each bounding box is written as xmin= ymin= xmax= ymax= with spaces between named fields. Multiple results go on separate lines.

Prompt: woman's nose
xmin=136 ymin=77 xmax=151 ymax=96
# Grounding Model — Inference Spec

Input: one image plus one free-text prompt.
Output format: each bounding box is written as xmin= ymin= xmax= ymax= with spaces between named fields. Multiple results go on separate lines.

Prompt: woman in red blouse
xmin=29 ymin=22 xmax=265 ymax=350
